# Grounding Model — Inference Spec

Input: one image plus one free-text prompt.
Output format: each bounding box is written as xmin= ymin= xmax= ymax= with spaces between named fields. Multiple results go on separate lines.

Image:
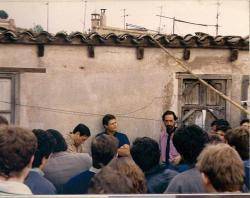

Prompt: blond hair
xmin=196 ymin=143 xmax=244 ymax=192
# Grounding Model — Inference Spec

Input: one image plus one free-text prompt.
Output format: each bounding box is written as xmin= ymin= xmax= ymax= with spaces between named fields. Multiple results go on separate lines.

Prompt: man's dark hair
xmin=210 ymin=120 xmax=218 ymax=127
xmin=46 ymin=129 xmax=67 ymax=152
xmin=102 ymin=114 xmax=116 ymax=126
xmin=162 ymin=110 xmax=178 ymax=121
xmin=173 ymin=124 xmax=209 ymax=165
xmin=225 ymin=127 xmax=250 ymax=160
xmin=214 ymin=119 xmax=231 ymax=132
xmin=32 ymin=129 xmax=55 ymax=168
xmin=0 ymin=126 xmax=37 ymax=178
xmin=240 ymin=118 xmax=249 ymax=126
xmin=91 ymin=134 xmax=118 ymax=169
xmin=72 ymin=123 xmax=91 ymax=137
xmin=0 ymin=115 xmax=8 ymax=126
xmin=130 ymin=137 xmax=160 ymax=172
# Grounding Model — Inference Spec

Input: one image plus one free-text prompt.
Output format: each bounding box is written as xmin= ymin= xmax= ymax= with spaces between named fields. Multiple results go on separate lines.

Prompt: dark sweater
xmin=25 ymin=170 xmax=56 ymax=195
xmin=63 ymin=170 xmax=95 ymax=194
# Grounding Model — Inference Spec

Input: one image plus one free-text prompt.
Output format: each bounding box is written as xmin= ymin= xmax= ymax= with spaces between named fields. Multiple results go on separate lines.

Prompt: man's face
xmin=163 ymin=114 xmax=175 ymax=127
xmin=105 ymin=119 xmax=118 ymax=133
xmin=74 ymin=133 xmax=89 ymax=146
xmin=242 ymin=122 xmax=250 ymax=130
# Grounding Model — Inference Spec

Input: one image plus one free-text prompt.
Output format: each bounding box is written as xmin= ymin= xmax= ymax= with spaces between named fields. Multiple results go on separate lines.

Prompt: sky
xmin=0 ymin=0 xmax=249 ymax=36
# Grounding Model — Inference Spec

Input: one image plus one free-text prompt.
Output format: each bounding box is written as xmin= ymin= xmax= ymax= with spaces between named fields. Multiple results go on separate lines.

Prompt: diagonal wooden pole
xmin=151 ymin=37 xmax=250 ymax=115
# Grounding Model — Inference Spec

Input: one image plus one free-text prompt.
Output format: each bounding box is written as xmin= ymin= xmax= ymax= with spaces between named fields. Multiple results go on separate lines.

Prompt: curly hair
xmin=130 ymin=137 xmax=160 ymax=172
xmin=0 ymin=126 xmax=37 ymax=178
xmin=108 ymin=157 xmax=147 ymax=193
xmin=173 ymin=124 xmax=209 ymax=165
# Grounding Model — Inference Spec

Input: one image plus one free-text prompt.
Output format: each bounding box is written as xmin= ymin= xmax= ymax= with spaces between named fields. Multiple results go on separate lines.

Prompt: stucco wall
xmin=0 ymin=44 xmax=249 ymax=150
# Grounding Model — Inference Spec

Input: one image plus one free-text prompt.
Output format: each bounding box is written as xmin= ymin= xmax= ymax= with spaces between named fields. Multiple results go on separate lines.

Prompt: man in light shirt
xmin=0 ymin=126 xmax=37 ymax=195
xmin=65 ymin=123 xmax=91 ymax=153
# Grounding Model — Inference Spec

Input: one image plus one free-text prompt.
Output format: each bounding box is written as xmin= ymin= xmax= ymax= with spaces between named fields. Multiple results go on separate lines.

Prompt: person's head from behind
xmin=0 ymin=126 xmax=37 ymax=181
xmin=197 ymin=143 xmax=244 ymax=192
xmin=162 ymin=110 xmax=178 ymax=133
xmin=46 ymin=129 xmax=67 ymax=153
xmin=108 ymin=157 xmax=147 ymax=193
xmin=173 ymin=124 xmax=209 ymax=165
xmin=71 ymin=124 xmax=91 ymax=146
xmin=208 ymin=134 xmax=223 ymax=144
xmin=88 ymin=166 xmax=135 ymax=194
xmin=91 ymin=134 xmax=118 ymax=169
xmin=0 ymin=115 xmax=8 ymax=126
xmin=130 ymin=137 xmax=160 ymax=172
xmin=240 ymin=119 xmax=250 ymax=130
xmin=32 ymin=129 xmax=55 ymax=170
xmin=102 ymin=114 xmax=118 ymax=134
xmin=225 ymin=127 xmax=249 ymax=161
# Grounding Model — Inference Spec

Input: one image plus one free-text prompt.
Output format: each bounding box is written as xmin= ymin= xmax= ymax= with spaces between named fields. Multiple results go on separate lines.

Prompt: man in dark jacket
xmin=131 ymin=137 xmax=178 ymax=193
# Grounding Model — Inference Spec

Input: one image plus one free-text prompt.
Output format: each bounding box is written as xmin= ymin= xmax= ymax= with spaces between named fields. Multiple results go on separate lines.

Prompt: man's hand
xmin=117 ymin=144 xmax=130 ymax=157
xmin=171 ymin=155 xmax=182 ymax=165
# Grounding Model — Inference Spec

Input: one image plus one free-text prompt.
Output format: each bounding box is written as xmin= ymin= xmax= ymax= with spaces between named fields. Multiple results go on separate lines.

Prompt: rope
xmin=151 ymin=37 xmax=250 ymax=115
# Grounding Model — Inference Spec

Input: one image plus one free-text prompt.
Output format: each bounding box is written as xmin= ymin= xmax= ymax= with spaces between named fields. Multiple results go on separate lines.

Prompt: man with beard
xmin=159 ymin=110 xmax=180 ymax=165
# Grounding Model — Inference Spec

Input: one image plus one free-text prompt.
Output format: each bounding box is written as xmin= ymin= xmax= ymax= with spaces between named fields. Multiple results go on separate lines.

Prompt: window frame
xmin=0 ymin=72 xmax=18 ymax=124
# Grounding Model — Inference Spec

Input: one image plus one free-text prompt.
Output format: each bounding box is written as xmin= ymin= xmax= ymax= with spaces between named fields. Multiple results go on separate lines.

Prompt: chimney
xmin=91 ymin=13 xmax=101 ymax=30
xmin=100 ymin=9 xmax=107 ymax=27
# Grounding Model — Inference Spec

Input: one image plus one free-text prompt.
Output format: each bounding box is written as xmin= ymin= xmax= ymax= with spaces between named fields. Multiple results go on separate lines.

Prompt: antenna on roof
xmin=157 ymin=6 xmax=163 ymax=33
xmin=122 ymin=9 xmax=129 ymax=29
xmin=82 ymin=0 xmax=87 ymax=33
xmin=216 ymin=0 xmax=221 ymax=36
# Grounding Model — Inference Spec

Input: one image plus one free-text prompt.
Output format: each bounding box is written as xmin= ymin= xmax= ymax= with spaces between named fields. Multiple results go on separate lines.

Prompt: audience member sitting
xmin=0 ymin=126 xmax=37 ymax=195
xmin=65 ymin=123 xmax=91 ymax=153
xmin=208 ymin=134 xmax=223 ymax=144
xmin=0 ymin=115 xmax=8 ymax=126
xmin=213 ymin=119 xmax=231 ymax=142
xmin=63 ymin=134 xmax=118 ymax=194
xmin=197 ymin=143 xmax=244 ymax=193
xmin=88 ymin=166 xmax=135 ymax=194
xmin=225 ymin=127 xmax=250 ymax=190
xmin=131 ymin=137 xmax=178 ymax=193
xmin=96 ymin=114 xmax=130 ymax=156
xmin=165 ymin=124 xmax=209 ymax=193
xmin=43 ymin=129 xmax=92 ymax=192
xmin=25 ymin=129 xmax=57 ymax=194
xmin=240 ymin=119 xmax=250 ymax=130
xmin=88 ymin=157 xmax=147 ymax=194
xmin=108 ymin=157 xmax=147 ymax=193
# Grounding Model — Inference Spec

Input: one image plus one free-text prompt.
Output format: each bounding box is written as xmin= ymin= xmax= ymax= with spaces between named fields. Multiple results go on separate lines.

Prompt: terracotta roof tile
xmin=0 ymin=29 xmax=248 ymax=50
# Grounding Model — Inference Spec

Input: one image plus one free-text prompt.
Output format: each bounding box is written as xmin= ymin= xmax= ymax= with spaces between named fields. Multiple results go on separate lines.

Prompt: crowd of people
xmin=0 ymin=112 xmax=249 ymax=195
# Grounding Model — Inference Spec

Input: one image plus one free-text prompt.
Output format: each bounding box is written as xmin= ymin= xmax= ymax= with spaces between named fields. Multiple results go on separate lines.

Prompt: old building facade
xmin=0 ymin=29 xmax=249 ymax=145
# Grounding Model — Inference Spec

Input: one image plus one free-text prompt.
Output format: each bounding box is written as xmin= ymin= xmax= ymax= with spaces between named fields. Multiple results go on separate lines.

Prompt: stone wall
xmin=0 ymin=44 xmax=249 ymax=149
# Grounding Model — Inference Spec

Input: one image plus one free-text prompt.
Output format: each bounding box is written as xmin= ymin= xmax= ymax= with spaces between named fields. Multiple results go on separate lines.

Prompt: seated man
xmin=131 ymin=137 xmax=178 ymax=193
xmin=165 ymin=124 xmax=209 ymax=193
xmin=0 ymin=126 xmax=37 ymax=195
xmin=240 ymin=119 xmax=250 ymax=130
xmin=44 ymin=129 xmax=92 ymax=192
xmin=65 ymin=123 xmax=91 ymax=153
xmin=211 ymin=119 xmax=231 ymax=142
xmin=63 ymin=134 xmax=118 ymax=194
xmin=225 ymin=127 xmax=250 ymax=190
xmin=159 ymin=110 xmax=180 ymax=164
xmin=197 ymin=143 xmax=244 ymax=192
xmin=25 ymin=129 xmax=56 ymax=194
xmin=96 ymin=114 xmax=130 ymax=156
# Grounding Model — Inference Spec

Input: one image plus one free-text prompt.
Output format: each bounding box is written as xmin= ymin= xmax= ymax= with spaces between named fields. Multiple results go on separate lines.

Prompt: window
xmin=0 ymin=73 xmax=17 ymax=124
xmin=177 ymin=73 xmax=232 ymax=131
